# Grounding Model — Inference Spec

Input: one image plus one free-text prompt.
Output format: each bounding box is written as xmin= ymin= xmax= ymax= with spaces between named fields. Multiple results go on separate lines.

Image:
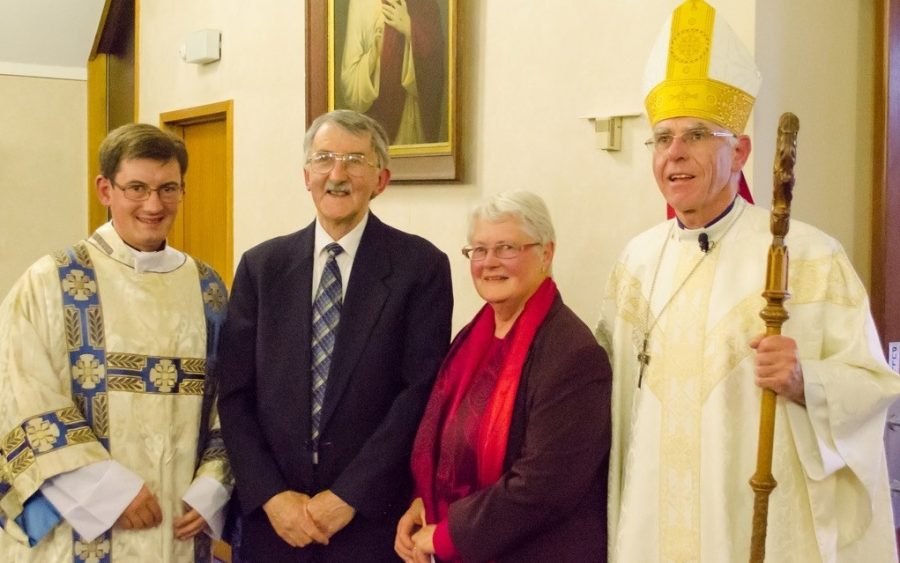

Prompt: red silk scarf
xmin=410 ymin=277 xmax=558 ymax=523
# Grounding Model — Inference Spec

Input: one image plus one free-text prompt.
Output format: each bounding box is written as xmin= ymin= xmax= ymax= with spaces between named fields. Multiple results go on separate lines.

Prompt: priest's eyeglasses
xmin=307 ymin=151 xmax=378 ymax=177
xmin=461 ymin=242 xmax=542 ymax=261
xmin=112 ymin=180 xmax=184 ymax=203
xmin=644 ymin=128 xmax=737 ymax=152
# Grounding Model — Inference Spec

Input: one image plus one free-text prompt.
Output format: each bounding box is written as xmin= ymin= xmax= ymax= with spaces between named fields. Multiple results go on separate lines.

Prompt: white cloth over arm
xmin=41 ymin=460 xmax=142 ymax=541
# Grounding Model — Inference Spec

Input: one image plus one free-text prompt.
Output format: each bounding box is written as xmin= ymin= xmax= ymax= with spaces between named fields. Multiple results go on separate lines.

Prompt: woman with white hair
xmin=395 ymin=190 xmax=611 ymax=562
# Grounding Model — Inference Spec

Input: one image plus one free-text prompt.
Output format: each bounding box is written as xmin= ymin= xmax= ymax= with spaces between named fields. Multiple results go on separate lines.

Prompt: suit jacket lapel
xmin=270 ymin=224 xmax=316 ymax=455
xmin=320 ymin=215 xmax=391 ymax=431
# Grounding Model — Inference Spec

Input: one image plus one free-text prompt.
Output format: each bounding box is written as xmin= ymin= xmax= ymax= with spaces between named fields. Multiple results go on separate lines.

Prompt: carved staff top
xmin=771 ymin=113 xmax=800 ymax=240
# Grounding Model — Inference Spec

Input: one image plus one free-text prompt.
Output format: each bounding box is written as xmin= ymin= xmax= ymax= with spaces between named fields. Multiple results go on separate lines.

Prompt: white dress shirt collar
xmin=313 ymin=212 xmax=369 ymax=259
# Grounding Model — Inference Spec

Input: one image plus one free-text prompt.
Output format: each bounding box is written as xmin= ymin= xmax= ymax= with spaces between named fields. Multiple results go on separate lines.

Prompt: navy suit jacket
xmin=217 ymin=214 xmax=452 ymax=562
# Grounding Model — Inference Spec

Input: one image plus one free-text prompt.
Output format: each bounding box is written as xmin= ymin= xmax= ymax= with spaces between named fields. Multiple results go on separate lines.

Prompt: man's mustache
xmin=326 ymin=181 xmax=351 ymax=195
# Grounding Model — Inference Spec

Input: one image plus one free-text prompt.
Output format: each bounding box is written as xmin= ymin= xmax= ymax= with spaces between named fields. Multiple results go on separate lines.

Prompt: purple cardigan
xmin=446 ymin=296 xmax=611 ymax=562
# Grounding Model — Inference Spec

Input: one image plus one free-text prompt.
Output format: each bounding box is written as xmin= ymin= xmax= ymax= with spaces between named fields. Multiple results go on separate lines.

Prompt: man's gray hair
xmin=303 ymin=109 xmax=391 ymax=169
xmin=467 ymin=190 xmax=556 ymax=245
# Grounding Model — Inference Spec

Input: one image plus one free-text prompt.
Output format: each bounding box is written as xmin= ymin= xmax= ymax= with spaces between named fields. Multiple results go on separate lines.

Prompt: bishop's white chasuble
xmin=599 ymin=199 xmax=900 ymax=562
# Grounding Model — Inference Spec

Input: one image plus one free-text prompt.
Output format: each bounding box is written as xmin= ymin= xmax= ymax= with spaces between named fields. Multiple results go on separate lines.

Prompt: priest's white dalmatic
xmin=0 ymin=223 xmax=231 ymax=563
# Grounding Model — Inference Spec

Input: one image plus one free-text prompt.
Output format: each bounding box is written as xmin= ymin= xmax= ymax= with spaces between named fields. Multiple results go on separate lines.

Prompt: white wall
xmin=754 ymin=0 xmax=875 ymax=288
xmin=0 ymin=75 xmax=87 ymax=297
xmin=136 ymin=1 xmax=871 ymax=332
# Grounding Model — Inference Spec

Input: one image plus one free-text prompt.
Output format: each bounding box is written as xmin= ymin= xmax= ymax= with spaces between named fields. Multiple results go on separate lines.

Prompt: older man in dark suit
xmin=217 ymin=109 xmax=453 ymax=562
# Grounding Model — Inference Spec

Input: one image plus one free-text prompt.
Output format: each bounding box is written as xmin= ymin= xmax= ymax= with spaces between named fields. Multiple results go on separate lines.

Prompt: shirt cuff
xmin=432 ymin=520 xmax=458 ymax=561
xmin=181 ymin=475 xmax=232 ymax=539
xmin=41 ymin=460 xmax=142 ymax=541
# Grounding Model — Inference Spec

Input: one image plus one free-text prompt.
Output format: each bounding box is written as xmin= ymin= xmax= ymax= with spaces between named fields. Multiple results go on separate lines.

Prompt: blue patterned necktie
xmin=310 ymin=242 xmax=343 ymax=460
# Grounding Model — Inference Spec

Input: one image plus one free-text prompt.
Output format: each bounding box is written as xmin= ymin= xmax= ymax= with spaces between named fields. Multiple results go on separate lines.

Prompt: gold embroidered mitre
xmin=643 ymin=0 xmax=761 ymax=133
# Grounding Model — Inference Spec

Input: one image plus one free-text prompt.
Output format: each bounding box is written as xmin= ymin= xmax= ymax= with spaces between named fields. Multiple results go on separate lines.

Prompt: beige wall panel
xmin=754 ymin=0 xmax=875 ymax=289
xmin=137 ymin=1 xmax=871 ymax=331
xmin=0 ymin=75 xmax=87 ymax=298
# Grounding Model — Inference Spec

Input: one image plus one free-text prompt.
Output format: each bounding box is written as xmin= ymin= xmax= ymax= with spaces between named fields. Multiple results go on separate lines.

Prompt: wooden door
xmin=877 ymin=0 xmax=900 ymax=545
xmin=161 ymin=101 xmax=234 ymax=287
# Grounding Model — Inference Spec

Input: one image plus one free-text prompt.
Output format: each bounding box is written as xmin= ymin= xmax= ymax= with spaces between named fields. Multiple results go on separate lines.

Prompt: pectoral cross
xmin=637 ymin=336 xmax=650 ymax=388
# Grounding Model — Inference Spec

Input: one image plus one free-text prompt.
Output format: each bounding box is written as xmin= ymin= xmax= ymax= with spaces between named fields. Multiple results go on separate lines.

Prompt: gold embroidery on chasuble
xmin=54 ymin=238 xmax=207 ymax=468
xmin=641 ymin=245 xmax=763 ymax=561
xmin=199 ymin=429 xmax=229 ymax=466
xmin=608 ymin=263 xmax=654 ymax=357
xmin=65 ymin=305 xmax=105 ymax=352
xmin=72 ymin=354 xmax=105 ymax=389
xmin=1 ymin=427 xmax=34 ymax=480
xmin=6 ymin=450 xmax=34 ymax=485
xmin=65 ymin=306 xmax=82 ymax=350
xmin=24 ymin=418 xmax=60 ymax=453
xmin=106 ymin=353 xmax=206 ymax=395
xmin=73 ymin=396 xmax=88 ymax=423
xmin=150 ymin=359 xmax=178 ymax=392
xmin=52 ymin=249 xmax=71 ymax=268
xmin=91 ymin=394 xmax=109 ymax=441
xmin=789 ymin=254 xmax=863 ymax=308
xmin=86 ymin=306 xmax=104 ymax=348
xmin=180 ymin=359 xmax=207 ymax=395
xmin=197 ymin=261 xmax=227 ymax=313
xmin=203 ymin=282 xmax=226 ymax=313
xmin=1 ymin=407 xmax=98 ymax=482
xmin=0 ymin=428 xmax=26 ymax=460
xmin=73 ymin=242 xmax=92 ymax=269
xmin=652 ymin=244 xmax=714 ymax=561
xmin=61 ymin=270 xmax=97 ymax=302
xmin=75 ymin=535 xmax=111 ymax=562
xmin=106 ymin=353 xmax=147 ymax=372
xmin=703 ymin=293 xmax=759 ymax=400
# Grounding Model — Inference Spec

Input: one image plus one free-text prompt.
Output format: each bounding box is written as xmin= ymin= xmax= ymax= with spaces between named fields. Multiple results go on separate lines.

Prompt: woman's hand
xmin=395 ymin=498 xmax=430 ymax=562
xmin=411 ymin=524 xmax=436 ymax=561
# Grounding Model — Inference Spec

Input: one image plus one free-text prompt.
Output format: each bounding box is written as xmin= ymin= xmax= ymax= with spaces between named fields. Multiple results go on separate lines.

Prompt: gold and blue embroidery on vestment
xmin=53 ymin=242 xmax=113 ymax=563
xmin=0 ymin=241 xmax=228 ymax=559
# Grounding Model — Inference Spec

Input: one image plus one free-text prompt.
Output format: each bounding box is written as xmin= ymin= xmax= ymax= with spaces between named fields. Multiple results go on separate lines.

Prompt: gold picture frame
xmin=306 ymin=0 xmax=458 ymax=181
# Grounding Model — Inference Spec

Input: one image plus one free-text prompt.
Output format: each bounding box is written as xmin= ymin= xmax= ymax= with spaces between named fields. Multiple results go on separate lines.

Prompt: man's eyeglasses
xmin=644 ymin=128 xmax=737 ymax=152
xmin=307 ymin=151 xmax=378 ymax=177
xmin=111 ymin=180 xmax=184 ymax=203
xmin=461 ymin=242 xmax=542 ymax=261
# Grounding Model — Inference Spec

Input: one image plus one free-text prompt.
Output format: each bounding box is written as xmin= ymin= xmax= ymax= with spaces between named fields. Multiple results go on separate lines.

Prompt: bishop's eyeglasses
xmin=461 ymin=242 xmax=542 ymax=261
xmin=644 ymin=128 xmax=737 ymax=153
xmin=307 ymin=151 xmax=378 ymax=177
xmin=112 ymin=180 xmax=184 ymax=203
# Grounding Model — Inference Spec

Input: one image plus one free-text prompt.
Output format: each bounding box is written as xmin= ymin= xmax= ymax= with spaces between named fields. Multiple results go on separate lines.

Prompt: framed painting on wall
xmin=306 ymin=0 xmax=458 ymax=181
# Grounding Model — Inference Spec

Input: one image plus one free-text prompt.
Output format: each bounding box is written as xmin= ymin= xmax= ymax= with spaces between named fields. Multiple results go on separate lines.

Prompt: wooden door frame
xmin=87 ymin=0 xmax=138 ymax=234
xmin=874 ymin=0 xmax=900 ymax=353
xmin=87 ymin=54 xmax=110 ymax=232
xmin=160 ymin=100 xmax=235 ymax=281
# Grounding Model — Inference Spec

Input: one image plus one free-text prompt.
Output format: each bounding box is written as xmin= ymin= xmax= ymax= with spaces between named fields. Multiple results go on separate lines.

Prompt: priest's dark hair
xmin=99 ymin=123 xmax=188 ymax=180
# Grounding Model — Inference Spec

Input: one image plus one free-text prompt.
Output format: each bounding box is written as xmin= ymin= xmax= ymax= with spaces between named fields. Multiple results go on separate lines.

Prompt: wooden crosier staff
xmin=749 ymin=112 xmax=799 ymax=562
